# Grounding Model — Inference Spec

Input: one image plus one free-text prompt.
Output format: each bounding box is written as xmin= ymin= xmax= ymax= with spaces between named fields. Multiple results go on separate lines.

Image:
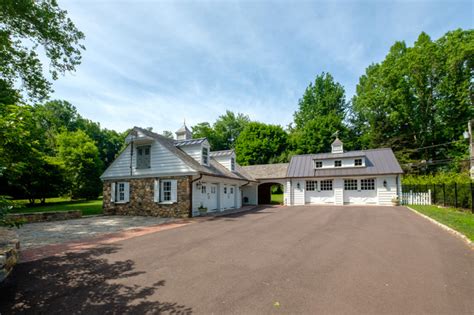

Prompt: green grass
xmin=409 ymin=205 xmax=474 ymax=241
xmin=271 ymin=193 xmax=283 ymax=205
xmin=11 ymin=197 xmax=103 ymax=216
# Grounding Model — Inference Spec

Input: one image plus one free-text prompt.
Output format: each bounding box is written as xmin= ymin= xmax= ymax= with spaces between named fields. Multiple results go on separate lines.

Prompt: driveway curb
xmin=406 ymin=206 xmax=473 ymax=250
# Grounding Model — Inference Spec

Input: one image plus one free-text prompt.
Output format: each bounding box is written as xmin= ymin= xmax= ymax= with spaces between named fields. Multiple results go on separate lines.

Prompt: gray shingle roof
xmin=242 ymin=163 xmax=289 ymax=180
xmin=133 ymin=127 xmax=253 ymax=182
xmin=287 ymin=148 xmax=403 ymax=178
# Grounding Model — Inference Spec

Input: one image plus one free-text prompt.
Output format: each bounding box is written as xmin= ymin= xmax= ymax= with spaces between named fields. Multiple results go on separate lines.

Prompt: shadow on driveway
xmin=0 ymin=245 xmax=192 ymax=314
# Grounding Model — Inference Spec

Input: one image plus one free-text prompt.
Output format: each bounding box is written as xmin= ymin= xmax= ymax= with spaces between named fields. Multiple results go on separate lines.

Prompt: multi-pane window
xmin=224 ymin=187 xmax=227 ymax=194
xmin=162 ymin=180 xmax=172 ymax=201
xmin=231 ymin=157 xmax=235 ymax=171
xmin=344 ymin=179 xmax=358 ymax=190
xmin=315 ymin=161 xmax=323 ymax=168
xmin=201 ymin=185 xmax=207 ymax=194
xmin=136 ymin=145 xmax=151 ymax=169
xmin=306 ymin=180 xmax=317 ymax=191
xmin=354 ymin=158 xmax=362 ymax=166
xmin=230 ymin=187 xmax=234 ymax=194
xmin=202 ymin=147 xmax=209 ymax=165
xmin=320 ymin=180 xmax=333 ymax=191
xmin=361 ymin=178 xmax=375 ymax=190
xmin=117 ymin=182 xmax=125 ymax=201
xmin=334 ymin=160 xmax=342 ymax=167
xmin=211 ymin=186 xmax=216 ymax=194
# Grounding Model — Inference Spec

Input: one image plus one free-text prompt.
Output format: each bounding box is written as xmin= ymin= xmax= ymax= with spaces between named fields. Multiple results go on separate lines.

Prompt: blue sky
xmin=52 ymin=0 xmax=473 ymax=133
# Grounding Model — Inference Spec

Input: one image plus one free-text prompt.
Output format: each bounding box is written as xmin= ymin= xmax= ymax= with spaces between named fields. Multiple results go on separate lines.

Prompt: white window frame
xmin=344 ymin=179 xmax=358 ymax=191
xmin=320 ymin=180 xmax=333 ymax=191
xmin=231 ymin=157 xmax=235 ymax=171
xmin=360 ymin=178 xmax=375 ymax=190
xmin=202 ymin=147 xmax=209 ymax=165
xmin=115 ymin=182 xmax=129 ymax=203
xmin=136 ymin=145 xmax=151 ymax=169
xmin=334 ymin=160 xmax=342 ymax=167
xmin=354 ymin=158 xmax=362 ymax=166
xmin=315 ymin=161 xmax=323 ymax=168
xmin=157 ymin=179 xmax=177 ymax=204
xmin=306 ymin=180 xmax=317 ymax=191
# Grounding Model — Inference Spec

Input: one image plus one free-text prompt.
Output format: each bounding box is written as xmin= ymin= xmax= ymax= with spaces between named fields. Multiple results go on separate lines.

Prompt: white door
xmin=305 ymin=180 xmax=335 ymax=204
xmin=343 ymin=178 xmax=377 ymax=204
xmin=228 ymin=185 xmax=236 ymax=208
xmin=208 ymin=184 xmax=218 ymax=210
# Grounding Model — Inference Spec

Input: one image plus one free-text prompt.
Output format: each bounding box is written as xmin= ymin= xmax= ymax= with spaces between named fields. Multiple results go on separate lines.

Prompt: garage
xmin=201 ymin=183 xmax=218 ymax=211
xmin=304 ymin=179 xmax=335 ymax=204
xmin=342 ymin=178 xmax=377 ymax=205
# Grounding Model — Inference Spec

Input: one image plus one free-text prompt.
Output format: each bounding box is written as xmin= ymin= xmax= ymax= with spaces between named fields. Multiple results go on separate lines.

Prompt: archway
xmin=258 ymin=182 xmax=284 ymax=205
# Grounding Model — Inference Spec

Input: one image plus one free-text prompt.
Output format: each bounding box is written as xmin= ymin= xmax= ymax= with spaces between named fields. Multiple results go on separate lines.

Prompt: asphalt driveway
xmin=1 ymin=205 xmax=473 ymax=314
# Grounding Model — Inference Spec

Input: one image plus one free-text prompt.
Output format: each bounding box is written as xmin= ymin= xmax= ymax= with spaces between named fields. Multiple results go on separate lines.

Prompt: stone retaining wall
xmin=103 ymin=176 xmax=191 ymax=218
xmin=6 ymin=210 xmax=82 ymax=223
xmin=0 ymin=228 xmax=20 ymax=283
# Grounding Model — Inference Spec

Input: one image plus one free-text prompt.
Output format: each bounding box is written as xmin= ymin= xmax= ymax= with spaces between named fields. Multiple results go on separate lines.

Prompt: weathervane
xmin=332 ymin=130 xmax=340 ymax=138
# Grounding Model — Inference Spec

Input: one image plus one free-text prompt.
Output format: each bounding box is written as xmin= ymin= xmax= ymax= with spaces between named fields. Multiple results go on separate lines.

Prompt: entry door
xmin=209 ymin=184 xmax=218 ymax=210
xmin=227 ymin=185 xmax=235 ymax=208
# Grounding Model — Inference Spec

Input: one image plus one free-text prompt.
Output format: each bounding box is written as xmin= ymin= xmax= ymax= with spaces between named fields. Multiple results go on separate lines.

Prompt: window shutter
xmin=124 ymin=182 xmax=130 ymax=202
xmin=171 ymin=180 xmax=178 ymax=202
xmin=154 ymin=179 xmax=160 ymax=202
xmin=111 ymin=182 xmax=116 ymax=202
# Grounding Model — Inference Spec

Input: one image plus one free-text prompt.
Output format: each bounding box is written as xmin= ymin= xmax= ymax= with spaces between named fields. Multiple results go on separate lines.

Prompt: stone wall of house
xmin=103 ymin=176 xmax=191 ymax=218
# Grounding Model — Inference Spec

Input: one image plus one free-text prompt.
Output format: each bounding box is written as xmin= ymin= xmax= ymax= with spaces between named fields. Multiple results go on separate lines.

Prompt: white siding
xmin=212 ymin=152 xmax=236 ymax=171
xmin=334 ymin=179 xmax=343 ymax=205
xmin=242 ymin=184 xmax=257 ymax=205
xmin=292 ymin=179 xmax=305 ymax=205
xmin=377 ymin=175 xmax=398 ymax=205
xmin=284 ymin=180 xmax=291 ymax=205
xmin=101 ymin=141 xmax=195 ymax=179
xmin=314 ymin=157 xmax=366 ymax=169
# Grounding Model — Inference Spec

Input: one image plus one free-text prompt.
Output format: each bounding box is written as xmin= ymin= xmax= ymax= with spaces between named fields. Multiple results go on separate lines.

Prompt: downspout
xmin=129 ymin=135 xmax=134 ymax=177
xmin=189 ymin=174 xmax=203 ymax=217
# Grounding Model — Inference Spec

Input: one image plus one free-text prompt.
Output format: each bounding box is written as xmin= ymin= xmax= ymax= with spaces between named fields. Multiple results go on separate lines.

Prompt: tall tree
xmin=0 ymin=0 xmax=85 ymax=101
xmin=235 ymin=122 xmax=288 ymax=165
xmin=293 ymin=72 xmax=346 ymax=130
xmin=352 ymin=29 xmax=474 ymax=169
xmin=55 ymin=130 xmax=103 ymax=199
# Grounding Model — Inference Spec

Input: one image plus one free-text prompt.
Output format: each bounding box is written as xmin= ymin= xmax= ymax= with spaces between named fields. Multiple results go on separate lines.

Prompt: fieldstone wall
xmin=103 ymin=176 xmax=191 ymax=218
xmin=0 ymin=228 xmax=20 ymax=283
xmin=6 ymin=210 xmax=82 ymax=223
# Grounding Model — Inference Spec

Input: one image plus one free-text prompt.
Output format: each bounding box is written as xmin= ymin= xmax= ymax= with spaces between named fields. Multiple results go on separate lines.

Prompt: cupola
xmin=331 ymin=138 xmax=343 ymax=154
xmin=175 ymin=122 xmax=192 ymax=140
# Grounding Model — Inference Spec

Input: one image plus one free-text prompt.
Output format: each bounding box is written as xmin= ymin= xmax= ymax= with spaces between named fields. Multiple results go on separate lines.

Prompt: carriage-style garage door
xmin=223 ymin=184 xmax=236 ymax=209
xmin=342 ymin=178 xmax=377 ymax=205
xmin=304 ymin=180 xmax=335 ymax=204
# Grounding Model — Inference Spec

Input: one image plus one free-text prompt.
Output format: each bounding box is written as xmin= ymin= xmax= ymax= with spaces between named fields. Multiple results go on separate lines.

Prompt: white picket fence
xmin=401 ymin=190 xmax=432 ymax=205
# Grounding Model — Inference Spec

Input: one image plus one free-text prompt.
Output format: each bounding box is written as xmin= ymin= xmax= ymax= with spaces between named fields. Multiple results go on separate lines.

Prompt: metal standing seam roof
xmin=209 ymin=150 xmax=234 ymax=157
xmin=287 ymin=148 xmax=403 ymax=178
xmin=133 ymin=127 xmax=253 ymax=182
xmin=174 ymin=138 xmax=207 ymax=146
xmin=242 ymin=163 xmax=289 ymax=180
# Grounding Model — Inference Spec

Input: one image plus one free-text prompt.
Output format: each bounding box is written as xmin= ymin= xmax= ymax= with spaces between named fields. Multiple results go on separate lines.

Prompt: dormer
xmin=331 ymin=138 xmax=343 ymax=154
xmin=210 ymin=150 xmax=236 ymax=172
xmin=175 ymin=123 xmax=192 ymax=141
xmin=175 ymin=138 xmax=210 ymax=166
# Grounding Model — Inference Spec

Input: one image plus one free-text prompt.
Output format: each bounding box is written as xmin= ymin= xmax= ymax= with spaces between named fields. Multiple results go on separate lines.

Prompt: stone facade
xmin=103 ymin=176 xmax=191 ymax=218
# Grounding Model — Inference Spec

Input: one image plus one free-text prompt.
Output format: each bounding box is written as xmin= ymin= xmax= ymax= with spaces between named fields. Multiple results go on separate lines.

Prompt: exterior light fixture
xmin=297 ymin=182 xmax=301 ymax=189
xmin=383 ymin=180 xmax=387 ymax=188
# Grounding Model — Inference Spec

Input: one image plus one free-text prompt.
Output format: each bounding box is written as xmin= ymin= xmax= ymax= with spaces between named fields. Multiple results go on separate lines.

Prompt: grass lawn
xmin=409 ymin=205 xmax=474 ymax=241
xmin=271 ymin=193 xmax=283 ymax=205
xmin=12 ymin=197 xmax=103 ymax=216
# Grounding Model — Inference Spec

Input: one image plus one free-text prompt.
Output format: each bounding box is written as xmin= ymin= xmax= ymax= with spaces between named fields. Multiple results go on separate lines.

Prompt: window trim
xmin=360 ymin=178 xmax=375 ymax=190
xmin=320 ymin=180 xmax=333 ymax=191
xmin=334 ymin=160 xmax=342 ymax=167
xmin=306 ymin=180 xmax=317 ymax=191
xmin=202 ymin=147 xmax=209 ymax=165
xmin=315 ymin=161 xmax=323 ymax=168
xmin=161 ymin=180 xmax=172 ymax=202
xmin=231 ymin=157 xmax=235 ymax=171
xmin=344 ymin=179 xmax=358 ymax=191
xmin=354 ymin=158 xmax=363 ymax=166
xmin=136 ymin=145 xmax=151 ymax=169
xmin=115 ymin=182 xmax=129 ymax=203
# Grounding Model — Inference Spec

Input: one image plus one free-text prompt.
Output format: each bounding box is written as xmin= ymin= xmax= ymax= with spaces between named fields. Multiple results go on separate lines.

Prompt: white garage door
xmin=305 ymin=180 xmax=335 ymax=204
xmin=223 ymin=184 xmax=236 ymax=209
xmin=343 ymin=178 xmax=377 ymax=205
xmin=202 ymin=183 xmax=218 ymax=211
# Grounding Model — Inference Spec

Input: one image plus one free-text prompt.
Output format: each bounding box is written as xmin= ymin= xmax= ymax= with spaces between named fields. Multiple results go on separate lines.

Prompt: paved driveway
xmin=1 ymin=206 xmax=473 ymax=314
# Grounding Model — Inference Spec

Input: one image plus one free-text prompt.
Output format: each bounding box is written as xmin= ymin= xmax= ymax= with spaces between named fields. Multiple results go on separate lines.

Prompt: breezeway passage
xmin=2 ymin=206 xmax=473 ymax=314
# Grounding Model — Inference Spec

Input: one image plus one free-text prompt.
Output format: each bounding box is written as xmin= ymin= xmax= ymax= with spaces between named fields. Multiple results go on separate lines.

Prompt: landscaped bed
xmin=409 ymin=205 xmax=474 ymax=241
xmin=12 ymin=198 xmax=103 ymax=216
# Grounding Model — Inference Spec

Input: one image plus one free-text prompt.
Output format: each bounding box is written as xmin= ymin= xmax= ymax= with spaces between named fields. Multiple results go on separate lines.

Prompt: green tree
xmin=293 ymin=72 xmax=346 ymax=130
xmin=162 ymin=130 xmax=174 ymax=139
xmin=352 ymin=29 xmax=474 ymax=168
xmin=56 ymin=130 xmax=103 ymax=199
xmin=191 ymin=122 xmax=220 ymax=149
xmin=235 ymin=122 xmax=288 ymax=165
xmin=213 ymin=111 xmax=250 ymax=150
xmin=0 ymin=0 xmax=85 ymax=101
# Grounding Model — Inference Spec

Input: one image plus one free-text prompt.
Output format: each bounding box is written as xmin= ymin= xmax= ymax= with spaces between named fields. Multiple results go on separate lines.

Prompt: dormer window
xmin=315 ymin=161 xmax=322 ymax=168
xmin=202 ymin=147 xmax=209 ymax=165
xmin=231 ymin=157 xmax=235 ymax=171
xmin=136 ymin=145 xmax=151 ymax=169
xmin=355 ymin=158 xmax=362 ymax=166
xmin=334 ymin=160 xmax=342 ymax=167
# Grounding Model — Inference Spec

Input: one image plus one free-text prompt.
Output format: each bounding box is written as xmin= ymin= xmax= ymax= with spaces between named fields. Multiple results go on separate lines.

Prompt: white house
xmin=241 ymin=139 xmax=403 ymax=206
xmin=101 ymin=127 xmax=403 ymax=218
